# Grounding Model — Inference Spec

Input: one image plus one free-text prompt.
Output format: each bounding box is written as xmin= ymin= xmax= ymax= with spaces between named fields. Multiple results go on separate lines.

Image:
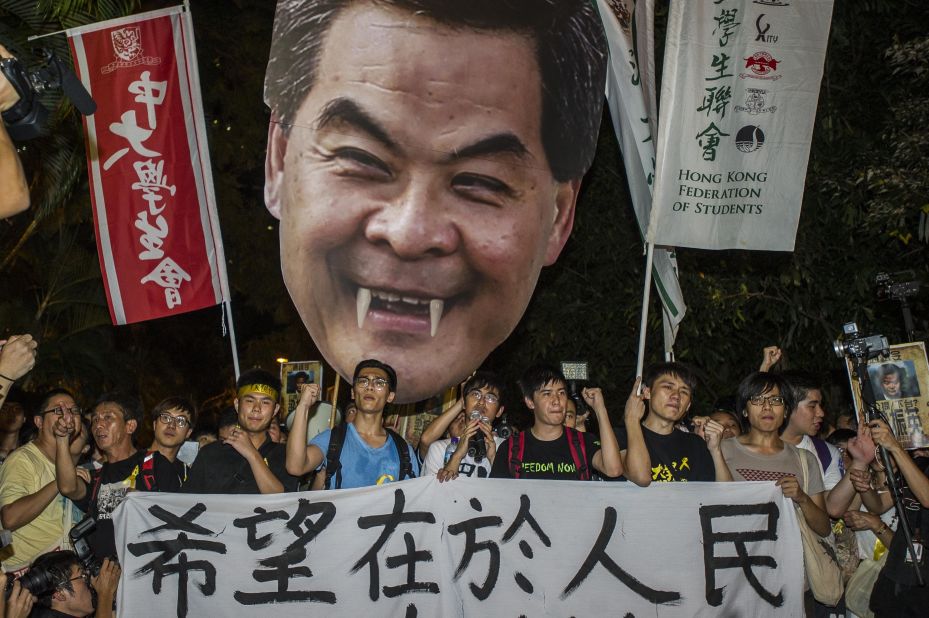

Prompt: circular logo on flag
xmin=744 ymin=51 xmax=779 ymax=75
xmin=735 ymin=125 xmax=765 ymax=153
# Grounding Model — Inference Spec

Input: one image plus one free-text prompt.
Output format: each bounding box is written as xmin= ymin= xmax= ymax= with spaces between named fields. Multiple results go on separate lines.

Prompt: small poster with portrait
xmin=845 ymin=341 xmax=929 ymax=449
xmin=280 ymin=360 xmax=323 ymax=420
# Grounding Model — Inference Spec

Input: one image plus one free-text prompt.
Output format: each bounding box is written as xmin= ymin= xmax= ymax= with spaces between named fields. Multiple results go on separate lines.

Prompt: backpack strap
xmin=508 ymin=431 xmax=526 ymax=478
xmin=386 ymin=429 xmax=415 ymax=481
xmin=810 ymin=436 xmax=833 ymax=473
xmin=90 ymin=467 xmax=103 ymax=504
xmin=139 ymin=451 xmax=157 ymax=491
xmin=324 ymin=424 xmax=347 ymax=490
xmin=565 ymin=427 xmax=590 ymax=480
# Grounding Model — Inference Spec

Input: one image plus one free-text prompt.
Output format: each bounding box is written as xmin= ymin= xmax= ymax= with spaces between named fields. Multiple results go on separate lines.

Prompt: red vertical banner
xmin=68 ymin=7 xmax=229 ymax=324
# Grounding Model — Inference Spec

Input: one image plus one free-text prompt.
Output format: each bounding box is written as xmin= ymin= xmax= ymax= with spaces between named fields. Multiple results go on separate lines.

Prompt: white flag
xmin=598 ymin=0 xmax=686 ymax=353
xmin=647 ymin=0 xmax=834 ymax=251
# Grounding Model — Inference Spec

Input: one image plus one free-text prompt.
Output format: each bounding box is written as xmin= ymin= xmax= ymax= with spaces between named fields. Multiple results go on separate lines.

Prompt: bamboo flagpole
xmin=635 ymin=242 xmax=656 ymax=389
xmin=328 ymin=373 xmax=341 ymax=429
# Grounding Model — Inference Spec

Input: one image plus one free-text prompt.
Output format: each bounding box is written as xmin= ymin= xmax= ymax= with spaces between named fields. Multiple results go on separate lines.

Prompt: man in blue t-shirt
xmin=286 ymin=359 xmax=419 ymax=489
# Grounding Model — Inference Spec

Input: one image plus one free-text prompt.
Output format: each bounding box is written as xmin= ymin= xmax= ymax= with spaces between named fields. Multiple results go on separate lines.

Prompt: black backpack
xmin=324 ymin=424 xmax=415 ymax=489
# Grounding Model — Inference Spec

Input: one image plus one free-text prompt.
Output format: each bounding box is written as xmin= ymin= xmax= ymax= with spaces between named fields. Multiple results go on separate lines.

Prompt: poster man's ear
xmin=265 ymin=118 xmax=287 ymax=219
xmin=543 ymin=179 xmax=581 ymax=265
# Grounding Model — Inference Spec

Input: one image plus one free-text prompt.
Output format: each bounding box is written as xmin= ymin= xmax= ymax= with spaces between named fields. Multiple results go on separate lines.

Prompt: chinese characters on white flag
xmin=67 ymin=7 xmax=230 ymax=324
xmin=114 ymin=479 xmax=804 ymax=617
xmin=647 ymin=0 xmax=835 ymax=251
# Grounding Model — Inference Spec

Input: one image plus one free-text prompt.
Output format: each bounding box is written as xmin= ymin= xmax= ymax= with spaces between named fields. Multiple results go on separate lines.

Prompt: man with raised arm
xmin=287 ymin=359 xmax=419 ymax=489
xmin=490 ymin=365 xmax=621 ymax=480
xmin=619 ymin=362 xmax=731 ymax=485
xmin=0 ymin=390 xmax=85 ymax=573
xmin=54 ymin=393 xmax=180 ymax=561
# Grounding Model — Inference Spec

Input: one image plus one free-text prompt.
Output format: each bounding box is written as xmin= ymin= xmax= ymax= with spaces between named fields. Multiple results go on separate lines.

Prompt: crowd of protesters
xmin=0 ymin=335 xmax=927 ymax=618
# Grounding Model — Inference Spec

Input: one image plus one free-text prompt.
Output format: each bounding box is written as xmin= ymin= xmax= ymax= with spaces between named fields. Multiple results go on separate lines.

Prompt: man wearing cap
xmin=184 ymin=369 xmax=300 ymax=494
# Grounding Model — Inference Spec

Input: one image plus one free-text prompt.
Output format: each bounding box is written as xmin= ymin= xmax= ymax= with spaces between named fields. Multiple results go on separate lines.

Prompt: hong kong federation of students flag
xmin=647 ymin=0 xmax=834 ymax=251
xmin=67 ymin=7 xmax=230 ymax=324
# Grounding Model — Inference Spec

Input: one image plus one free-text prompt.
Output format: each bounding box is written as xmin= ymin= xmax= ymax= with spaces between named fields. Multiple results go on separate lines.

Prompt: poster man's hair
xmin=265 ymin=0 xmax=608 ymax=182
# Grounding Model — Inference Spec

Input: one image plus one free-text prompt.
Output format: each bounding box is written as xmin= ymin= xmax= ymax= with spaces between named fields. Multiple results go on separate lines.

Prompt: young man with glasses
xmin=184 ymin=369 xmax=299 ymax=494
xmin=0 ymin=390 xmax=86 ymax=573
xmin=419 ymin=371 xmax=505 ymax=480
xmin=54 ymin=393 xmax=181 ymax=561
xmin=618 ymin=362 xmax=731 ymax=485
xmin=286 ymin=359 xmax=419 ymax=488
xmin=147 ymin=397 xmax=196 ymax=483
xmin=22 ymin=550 xmax=120 ymax=618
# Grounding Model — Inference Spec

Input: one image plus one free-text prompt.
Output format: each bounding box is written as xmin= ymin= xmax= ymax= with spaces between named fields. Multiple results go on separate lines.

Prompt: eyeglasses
xmin=466 ymin=389 xmax=499 ymax=405
xmin=749 ymin=395 xmax=786 ymax=407
xmin=43 ymin=405 xmax=82 ymax=416
xmin=355 ymin=376 xmax=389 ymax=391
xmin=157 ymin=413 xmax=190 ymax=428
xmin=68 ymin=570 xmax=90 ymax=586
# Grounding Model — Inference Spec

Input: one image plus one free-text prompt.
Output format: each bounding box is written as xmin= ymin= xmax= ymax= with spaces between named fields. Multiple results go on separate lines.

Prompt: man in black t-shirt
xmin=491 ymin=365 xmax=622 ymax=480
xmin=54 ymin=393 xmax=181 ymax=559
xmin=185 ymin=369 xmax=299 ymax=494
xmin=617 ymin=362 xmax=731 ymax=485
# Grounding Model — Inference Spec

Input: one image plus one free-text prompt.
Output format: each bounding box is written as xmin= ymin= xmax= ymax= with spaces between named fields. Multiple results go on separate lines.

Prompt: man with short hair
xmin=619 ymin=363 xmax=731 ymax=485
xmin=24 ymin=550 xmax=120 ymax=618
xmin=0 ymin=390 xmax=85 ymax=573
xmin=780 ymin=371 xmax=843 ymax=502
xmin=185 ymin=369 xmax=299 ymax=494
xmin=422 ymin=371 xmax=506 ymax=480
xmin=263 ymin=0 xmax=608 ymax=404
xmin=54 ymin=393 xmax=181 ymax=560
xmin=287 ymin=359 xmax=419 ymax=488
xmin=148 ymin=397 xmax=196 ymax=482
xmin=490 ymin=365 xmax=622 ymax=480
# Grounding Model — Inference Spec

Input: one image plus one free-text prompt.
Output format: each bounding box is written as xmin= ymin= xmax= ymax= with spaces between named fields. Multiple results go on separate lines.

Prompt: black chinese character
xmin=561 ymin=506 xmax=680 ymax=605
xmin=352 ymin=488 xmax=438 ymax=601
xmin=699 ymin=503 xmax=783 ymax=607
xmin=447 ymin=497 xmax=503 ymax=600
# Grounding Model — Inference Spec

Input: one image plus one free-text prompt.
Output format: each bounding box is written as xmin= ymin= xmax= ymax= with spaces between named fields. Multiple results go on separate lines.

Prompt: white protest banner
xmin=598 ymin=0 xmax=687 ymax=354
xmin=68 ymin=7 xmax=231 ymax=324
xmin=647 ymin=0 xmax=835 ymax=251
xmin=114 ymin=478 xmax=804 ymax=616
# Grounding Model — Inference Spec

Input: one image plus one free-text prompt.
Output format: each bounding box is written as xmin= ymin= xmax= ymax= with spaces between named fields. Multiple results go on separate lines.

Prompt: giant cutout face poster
xmin=263 ymin=0 xmax=608 ymax=402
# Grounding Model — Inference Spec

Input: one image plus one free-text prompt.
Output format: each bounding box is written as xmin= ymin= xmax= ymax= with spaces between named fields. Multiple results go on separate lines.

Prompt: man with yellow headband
xmin=184 ymin=369 xmax=301 ymax=494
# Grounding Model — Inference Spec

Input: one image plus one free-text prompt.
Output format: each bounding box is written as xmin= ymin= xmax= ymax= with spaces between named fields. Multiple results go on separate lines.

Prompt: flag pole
xmin=223 ymin=300 xmax=241 ymax=380
xmin=329 ymin=374 xmax=341 ymax=429
xmin=635 ymin=241 xmax=656 ymax=386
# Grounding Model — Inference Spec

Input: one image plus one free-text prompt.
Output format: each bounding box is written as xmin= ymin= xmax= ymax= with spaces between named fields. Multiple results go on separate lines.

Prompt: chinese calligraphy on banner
xmin=647 ymin=0 xmax=835 ymax=251
xmin=67 ymin=7 xmax=230 ymax=324
xmin=114 ymin=479 xmax=804 ymax=617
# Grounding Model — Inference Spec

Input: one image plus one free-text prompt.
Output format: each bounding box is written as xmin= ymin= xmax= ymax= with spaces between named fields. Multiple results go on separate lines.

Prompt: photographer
xmin=0 ymin=43 xmax=29 ymax=219
xmin=17 ymin=550 xmax=119 ymax=618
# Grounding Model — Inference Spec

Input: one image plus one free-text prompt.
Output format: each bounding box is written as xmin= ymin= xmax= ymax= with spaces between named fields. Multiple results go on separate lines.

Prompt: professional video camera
xmin=1 ymin=47 xmax=96 ymax=140
xmin=876 ymin=271 xmax=920 ymax=302
xmin=833 ymin=322 xmax=889 ymax=361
